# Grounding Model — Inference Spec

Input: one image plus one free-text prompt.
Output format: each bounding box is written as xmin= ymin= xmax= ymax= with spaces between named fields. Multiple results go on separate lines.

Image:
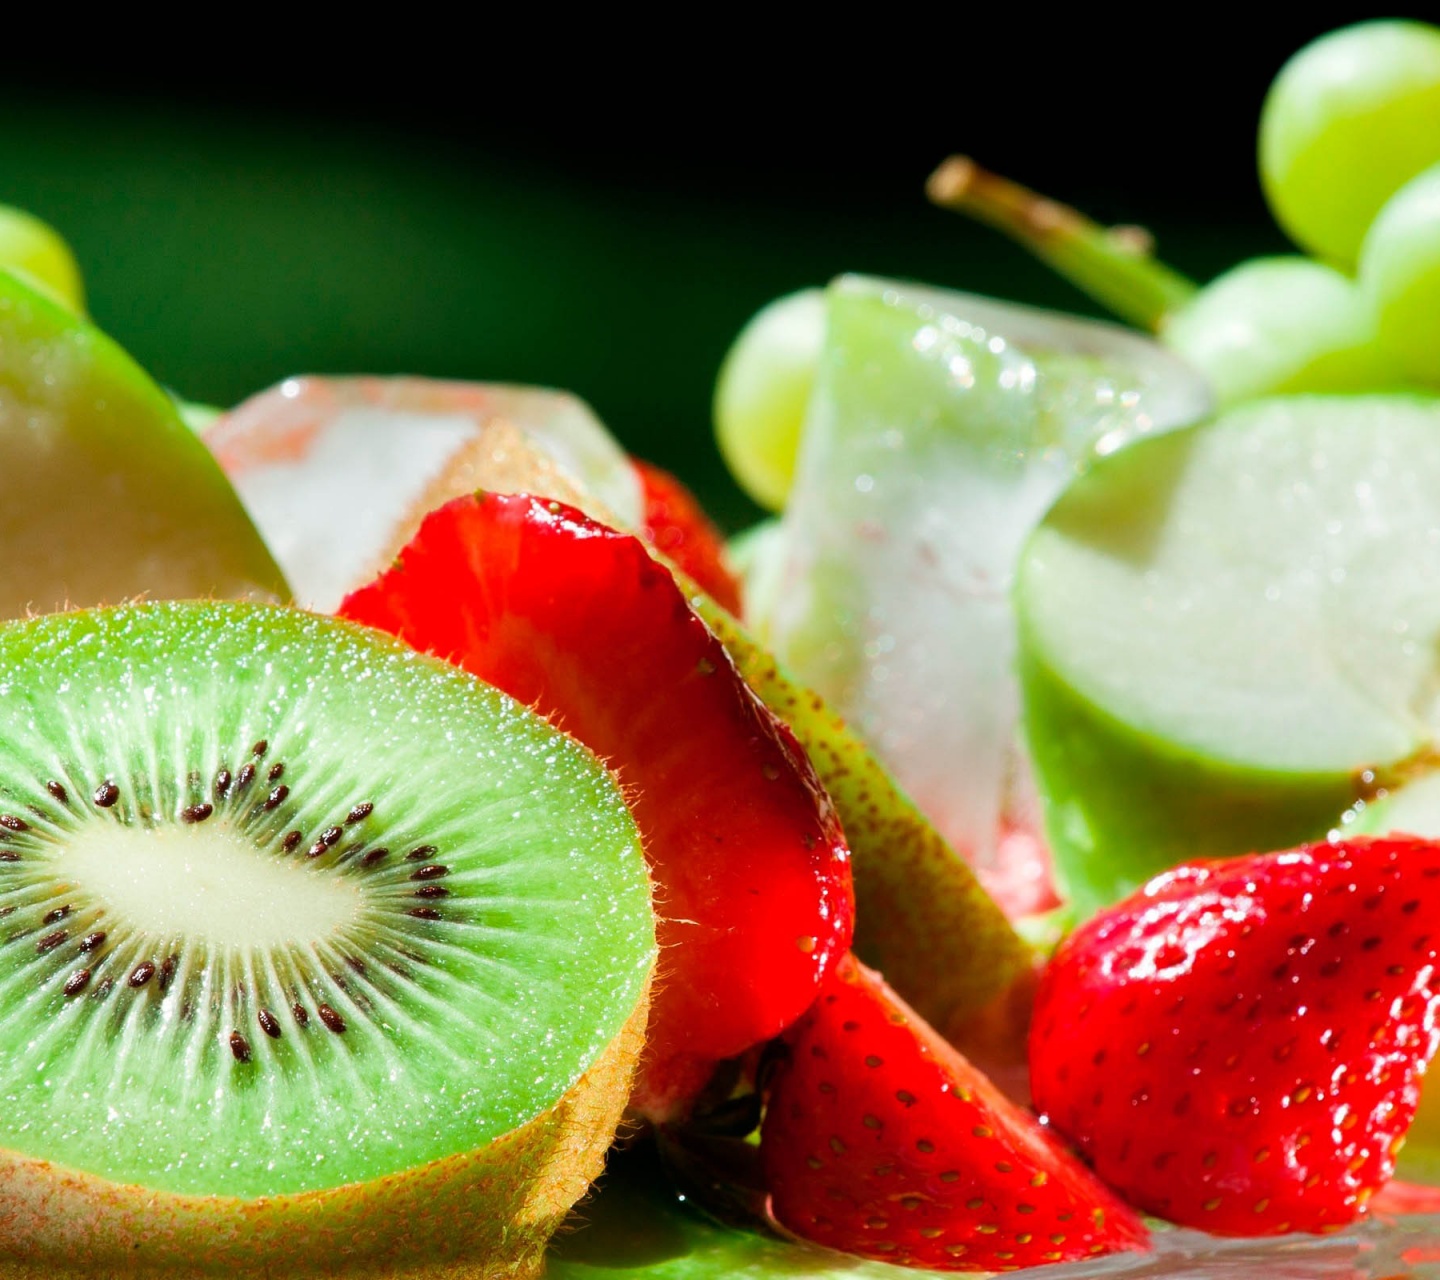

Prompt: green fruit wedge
xmin=1019 ymin=395 xmax=1440 ymax=914
xmin=0 ymin=269 xmax=286 ymax=615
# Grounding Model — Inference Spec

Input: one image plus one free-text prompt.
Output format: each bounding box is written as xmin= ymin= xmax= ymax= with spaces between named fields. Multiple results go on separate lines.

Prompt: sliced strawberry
xmin=761 ymin=952 xmax=1149 ymax=1272
xmin=1031 ymin=836 xmax=1440 ymax=1236
xmin=634 ymin=459 xmax=743 ymax=616
xmin=339 ymin=492 xmax=854 ymax=1121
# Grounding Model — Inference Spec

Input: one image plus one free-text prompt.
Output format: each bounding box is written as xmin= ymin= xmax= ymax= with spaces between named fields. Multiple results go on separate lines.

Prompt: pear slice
xmin=1018 ymin=394 xmax=1440 ymax=914
xmin=0 ymin=269 xmax=286 ymax=615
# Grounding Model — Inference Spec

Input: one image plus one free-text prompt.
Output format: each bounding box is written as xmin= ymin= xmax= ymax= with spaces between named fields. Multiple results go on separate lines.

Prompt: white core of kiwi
xmin=61 ymin=821 xmax=362 ymax=950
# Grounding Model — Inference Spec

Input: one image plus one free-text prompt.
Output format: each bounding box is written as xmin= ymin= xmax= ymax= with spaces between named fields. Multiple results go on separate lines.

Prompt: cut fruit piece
xmin=206 ymin=376 xmax=643 ymax=611
xmin=0 ymin=269 xmax=286 ymax=617
xmin=635 ymin=459 xmax=743 ymax=615
xmin=205 ymin=374 xmax=1027 ymax=1041
xmin=685 ymin=587 xmax=1032 ymax=1044
xmin=761 ymin=953 xmax=1149 ymax=1271
xmin=752 ymin=274 xmax=1209 ymax=911
xmin=551 ymin=1147 xmax=1440 ymax=1279
xmin=549 ymin=1142 xmax=951 ymax=1279
xmin=339 ymin=494 xmax=854 ymax=1121
xmin=1018 ymin=394 xmax=1440 ymax=914
xmin=0 ymin=601 xmax=654 ymax=1276
xmin=1032 ymin=838 xmax=1440 ymax=1236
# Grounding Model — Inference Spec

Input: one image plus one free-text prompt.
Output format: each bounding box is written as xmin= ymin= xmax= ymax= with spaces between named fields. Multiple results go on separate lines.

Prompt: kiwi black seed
xmin=0 ymin=601 xmax=655 ymax=1274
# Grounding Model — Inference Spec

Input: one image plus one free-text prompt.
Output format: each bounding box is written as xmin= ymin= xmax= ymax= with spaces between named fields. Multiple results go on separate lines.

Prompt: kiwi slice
xmin=0 ymin=601 xmax=655 ymax=1277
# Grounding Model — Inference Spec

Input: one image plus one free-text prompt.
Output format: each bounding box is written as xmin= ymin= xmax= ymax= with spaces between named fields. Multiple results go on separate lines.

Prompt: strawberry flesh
xmin=762 ymin=952 xmax=1149 ymax=1272
xmin=1030 ymin=836 xmax=1440 ymax=1236
xmin=634 ymin=459 xmax=743 ymax=615
xmin=339 ymin=492 xmax=854 ymax=1121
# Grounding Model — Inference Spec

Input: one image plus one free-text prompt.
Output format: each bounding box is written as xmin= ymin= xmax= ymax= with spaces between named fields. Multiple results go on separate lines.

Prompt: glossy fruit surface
xmin=341 ymin=493 xmax=854 ymax=1120
xmin=1032 ymin=837 xmax=1440 ymax=1235
xmin=1164 ymin=257 xmax=1399 ymax=405
xmin=714 ymin=288 xmax=825 ymax=511
xmin=1259 ymin=20 xmax=1440 ymax=267
xmin=755 ymin=275 xmax=1207 ymax=913
xmin=763 ymin=953 xmax=1148 ymax=1271
xmin=212 ymin=376 xmax=1026 ymax=1040
xmin=635 ymin=459 xmax=743 ymax=614
xmin=685 ymin=573 xmax=1031 ymax=1042
xmin=0 ymin=601 xmax=655 ymax=1276
xmin=1019 ymin=395 xmax=1440 ymax=913
xmin=1361 ymin=161 xmax=1440 ymax=385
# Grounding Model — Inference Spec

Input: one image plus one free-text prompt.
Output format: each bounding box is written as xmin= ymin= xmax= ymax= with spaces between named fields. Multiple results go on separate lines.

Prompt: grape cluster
xmin=716 ymin=19 xmax=1440 ymax=510
xmin=1221 ymin=19 xmax=1440 ymax=398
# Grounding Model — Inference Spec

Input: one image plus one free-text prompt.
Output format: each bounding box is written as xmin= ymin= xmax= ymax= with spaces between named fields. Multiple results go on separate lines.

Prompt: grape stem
xmin=926 ymin=156 xmax=1198 ymax=333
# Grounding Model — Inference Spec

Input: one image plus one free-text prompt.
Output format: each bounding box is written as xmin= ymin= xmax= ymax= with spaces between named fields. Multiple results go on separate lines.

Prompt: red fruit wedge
xmin=634 ymin=459 xmax=743 ymax=616
xmin=1031 ymin=836 xmax=1440 ymax=1237
xmin=761 ymin=953 xmax=1149 ymax=1272
xmin=339 ymin=492 xmax=854 ymax=1121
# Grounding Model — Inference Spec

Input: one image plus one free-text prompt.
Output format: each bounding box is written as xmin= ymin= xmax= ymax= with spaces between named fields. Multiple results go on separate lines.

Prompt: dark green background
xmin=0 ymin=31 xmax=1345 ymax=529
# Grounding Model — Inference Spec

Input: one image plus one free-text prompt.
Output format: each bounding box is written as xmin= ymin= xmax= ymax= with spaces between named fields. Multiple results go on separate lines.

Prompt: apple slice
xmin=0 ymin=269 xmax=286 ymax=615
xmin=1018 ymin=394 xmax=1440 ymax=914
xmin=206 ymin=376 xmax=642 ymax=611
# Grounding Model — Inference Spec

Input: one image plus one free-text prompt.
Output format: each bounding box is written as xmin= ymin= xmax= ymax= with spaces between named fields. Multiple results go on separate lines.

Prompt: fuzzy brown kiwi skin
xmin=0 ymin=974 xmax=651 ymax=1279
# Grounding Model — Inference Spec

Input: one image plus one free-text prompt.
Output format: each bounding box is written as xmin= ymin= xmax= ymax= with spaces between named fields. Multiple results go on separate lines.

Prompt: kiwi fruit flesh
xmin=0 ymin=601 xmax=655 ymax=1276
xmin=0 ymin=269 xmax=287 ymax=617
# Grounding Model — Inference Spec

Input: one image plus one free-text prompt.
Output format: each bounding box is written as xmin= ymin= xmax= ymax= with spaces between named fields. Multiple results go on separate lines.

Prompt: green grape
xmin=0 ymin=205 xmax=84 ymax=313
xmin=1360 ymin=160 xmax=1440 ymax=385
xmin=1163 ymin=256 xmax=1400 ymax=406
xmin=713 ymin=288 xmax=824 ymax=511
xmin=1259 ymin=19 xmax=1440 ymax=269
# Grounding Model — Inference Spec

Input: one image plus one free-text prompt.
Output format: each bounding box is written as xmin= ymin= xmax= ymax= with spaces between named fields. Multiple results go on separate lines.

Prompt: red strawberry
xmin=339 ymin=492 xmax=854 ymax=1121
xmin=1030 ymin=836 xmax=1440 ymax=1236
xmin=634 ymin=459 xmax=744 ymax=616
xmin=761 ymin=953 xmax=1149 ymax=1272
